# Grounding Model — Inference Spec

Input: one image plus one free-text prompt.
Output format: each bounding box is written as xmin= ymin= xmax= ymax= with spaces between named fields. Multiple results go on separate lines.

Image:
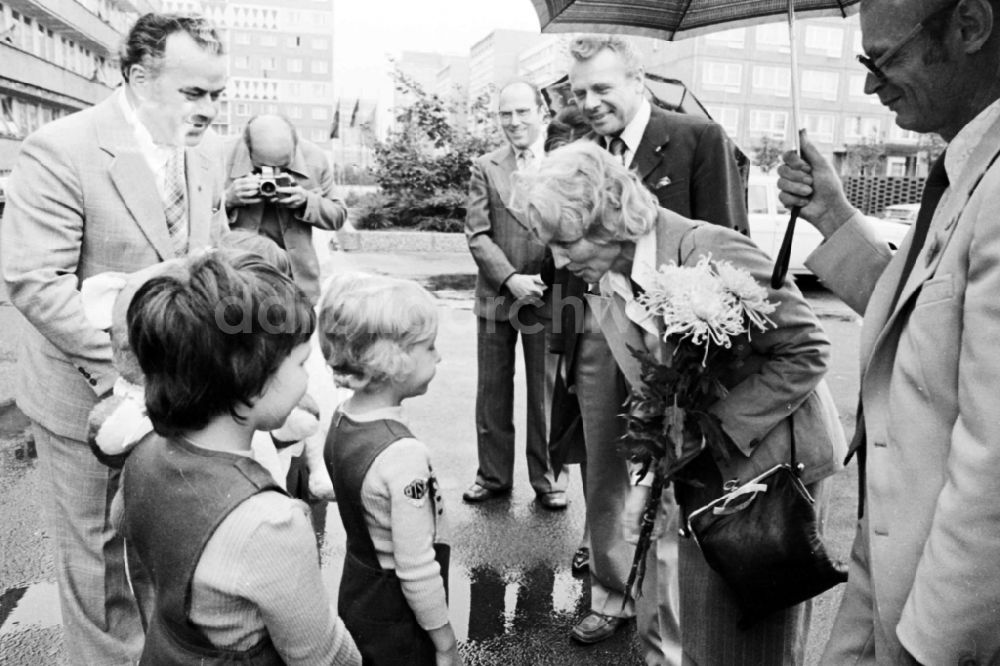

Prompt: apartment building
xmin=638 ymin=16 xmax=927 ymax=175
xmin=0 ymin=0 xmax=153 ymax=174
xmin=161 ymin=0 xmax=336 ymax=144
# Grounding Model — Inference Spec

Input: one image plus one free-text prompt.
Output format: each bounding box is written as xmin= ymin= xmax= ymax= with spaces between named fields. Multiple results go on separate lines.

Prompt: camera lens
xmin=259 ymin=181 xmax=277 ymax=197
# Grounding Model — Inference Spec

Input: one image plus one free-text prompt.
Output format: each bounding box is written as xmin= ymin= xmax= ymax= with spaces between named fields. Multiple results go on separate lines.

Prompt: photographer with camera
xmin=224 ymin=114 xmax=347 ymax=305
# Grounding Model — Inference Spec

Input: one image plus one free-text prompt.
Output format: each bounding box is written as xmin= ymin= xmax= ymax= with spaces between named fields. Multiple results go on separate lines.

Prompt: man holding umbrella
xmin=558 ymin=34 xmax=748 ymax=657
xmin=778 ymin=0 xmax=1000 ymax=662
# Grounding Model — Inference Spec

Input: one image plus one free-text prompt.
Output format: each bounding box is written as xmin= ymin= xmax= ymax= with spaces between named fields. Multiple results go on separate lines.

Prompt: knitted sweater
xmin=341 ymin=404 xmax=451 ymax=631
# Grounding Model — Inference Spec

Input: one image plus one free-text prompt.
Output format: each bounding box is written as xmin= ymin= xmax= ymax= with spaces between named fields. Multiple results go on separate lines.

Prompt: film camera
xmin=257 ymin=166 xmax=297 ymax=198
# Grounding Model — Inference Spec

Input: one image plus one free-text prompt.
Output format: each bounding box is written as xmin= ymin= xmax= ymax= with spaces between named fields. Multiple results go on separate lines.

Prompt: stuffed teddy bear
xmin=81 ymin=259 xmax=336 ymax=501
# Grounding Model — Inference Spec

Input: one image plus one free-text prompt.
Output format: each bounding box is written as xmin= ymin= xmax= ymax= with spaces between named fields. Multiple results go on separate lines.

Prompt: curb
xmin=336 ymin=230 xmax=468 ymax=254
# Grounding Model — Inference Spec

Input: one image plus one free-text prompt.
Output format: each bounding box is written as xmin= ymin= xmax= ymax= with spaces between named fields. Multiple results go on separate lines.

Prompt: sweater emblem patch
xmin=404 ymin=478 xmax=428 ymax=507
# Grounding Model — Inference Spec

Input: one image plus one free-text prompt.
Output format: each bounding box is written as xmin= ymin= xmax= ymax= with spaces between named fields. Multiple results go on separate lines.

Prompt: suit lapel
xmin=633 ymin=108 xmax=671 ymax=182
xmin=862 ymin=114 xmax=1000 ymax=374
xmin=97 ymin=99 xmax=173 ymax=261
xmin=489 ymin=146 xmax=532 ymax=231
xmin=587 ymin=292 xmax=646 ymax=388
xmin=186 ymin=144 xmax=215 ymax=249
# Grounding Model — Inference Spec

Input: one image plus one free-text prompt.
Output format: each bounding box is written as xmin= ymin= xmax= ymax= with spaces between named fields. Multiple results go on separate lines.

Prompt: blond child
xmin=319 ymin=273 xmax=459 ymax=666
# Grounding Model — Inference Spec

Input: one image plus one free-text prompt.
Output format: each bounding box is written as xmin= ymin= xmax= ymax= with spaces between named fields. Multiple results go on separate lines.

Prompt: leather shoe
xmin=462 ymin=483 xmax=509 ymax=503
xmin=537 ymin=491 xmax=567 ymax=510
xmin=570 ymin=611 xmax=626 ymax=644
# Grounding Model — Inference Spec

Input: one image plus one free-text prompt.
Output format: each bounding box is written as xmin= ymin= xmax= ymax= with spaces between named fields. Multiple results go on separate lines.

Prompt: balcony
xmin=0 ymin=41 xmax=114 ymax=108
xmin=5 ymin=0 xmax=121 ymax=55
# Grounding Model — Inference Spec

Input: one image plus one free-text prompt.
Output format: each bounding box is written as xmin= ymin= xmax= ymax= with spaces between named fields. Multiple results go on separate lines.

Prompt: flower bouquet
xmin=620 ymin=254 xmax=777 ymax=601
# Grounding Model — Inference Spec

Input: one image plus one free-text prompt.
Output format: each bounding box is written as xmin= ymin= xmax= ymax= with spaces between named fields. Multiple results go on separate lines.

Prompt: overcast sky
xmin=331 ymin=0 xmax=542 ymax=105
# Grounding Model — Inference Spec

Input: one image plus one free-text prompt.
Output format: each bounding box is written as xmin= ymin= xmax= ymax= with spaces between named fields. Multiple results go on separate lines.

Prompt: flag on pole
xmin=330 ymin=101 xmax=340 ymax=139
xmin=349 ymin=99 xmax=360 ymax=127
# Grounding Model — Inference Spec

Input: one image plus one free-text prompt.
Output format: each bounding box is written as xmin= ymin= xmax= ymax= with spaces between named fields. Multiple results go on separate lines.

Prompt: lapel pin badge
xmin=925 ymin=236 xmax=941 ymax=266
xmin=655 ymin=176 xmax=672 ymax=188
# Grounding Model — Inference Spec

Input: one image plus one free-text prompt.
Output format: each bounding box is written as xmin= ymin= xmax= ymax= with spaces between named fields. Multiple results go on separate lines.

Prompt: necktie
xmin=163 ymin=148 xmax=188 ymax=257
xmin=517 ymin=148 xmax=534 ymax=172
xmin=608 ymin=136 xmax=627 ymax=165
xmin=888 ymin=151 xmax=949 ymax=309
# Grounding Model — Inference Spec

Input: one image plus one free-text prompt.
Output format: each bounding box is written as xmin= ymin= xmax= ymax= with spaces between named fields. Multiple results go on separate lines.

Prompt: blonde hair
xmin=318 ymin=273 xmax=438 ymax=390
xmin=513 ymin=141 xmax=657 ymax=245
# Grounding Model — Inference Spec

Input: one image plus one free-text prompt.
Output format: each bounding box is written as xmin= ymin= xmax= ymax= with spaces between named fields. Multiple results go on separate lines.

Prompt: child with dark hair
xmin=218 ymin=230 xmax=337 ymax=503
xmin=121 ymin=251 xmax=360 ymax=665
xmin=319 ymin=273 xmax=458 ymax=666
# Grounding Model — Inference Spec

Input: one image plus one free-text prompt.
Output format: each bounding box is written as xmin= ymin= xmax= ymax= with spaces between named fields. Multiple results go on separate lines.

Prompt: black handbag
xmin=686 ymin=418 xmax=848 ymax=627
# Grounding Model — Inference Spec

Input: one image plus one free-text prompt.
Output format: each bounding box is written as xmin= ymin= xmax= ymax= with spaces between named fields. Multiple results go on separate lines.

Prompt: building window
xmin=756 ymin=23 xmax=790 ymax=50
xmin=289 ymin=82 xmax=302 ymax=96
xmin=266 ymin=104 xmax=278 ymax=114
xmin=311 ymin=128 xmax=328 ymax=142
xmin=748 ymin=109 xmax=788 ymax=140
xmin=312 ymin=83 xmax=328 ymax=97
xmin=801 ymin=69 xmax=839 ymax=101
xmin=312 ymin=37 xmax=328 ymax=50
xmin=752 ymin=65 xmax=790 ymax=96
xmin=234 ymin=31 xmax=250 ymax=45
xmin=705 ymin=28 xmax=745 ymax=48
xmin=852 ymin=29 xmax=863 ymax=56
xmin=886 ymin=156 xmax=907 ymax=177
xmin=288 ymin=105 xmax=302 ymax=119
xmin=848 ymin=74 xmax=880 ymax=103
xmin=844 ymin=116 xmax=882 ymax=141
xmin=705 ymin=105 xmax=740 ymax=138
xmin=889 ymin=125 xmax=920 ymax=142
xmin=261 ymin=57 xmax=276 ymax=70
xmin=311 ymin=60 xmax=328 ymax=74
xmin=804 ymin=113 xmax=835 ymax=142
xmin=287 ymin=35 xmax=300 ymax=48
xmin=236 ymin=103 xmax=250 ymax=116
xmin=287 ymin=58 xmax=302 ymax=73
xmin=261 ymin=33 xmax=278 ymax=47
xmin=804 ymin=25 xmax=844 ymax=58
xmin=702 ymin=62 xmax=742 ymax=91
xmin=311 ymin=106 xmax=328 ymax=120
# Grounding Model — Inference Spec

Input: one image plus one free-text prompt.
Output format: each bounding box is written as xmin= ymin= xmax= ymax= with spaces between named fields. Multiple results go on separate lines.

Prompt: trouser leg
xmin=474 ymin=316 xmax=517 ymax=491
xmin=520 ymin=309 xmax=566 ymax=494
xmin=32 ymin=422 xmax=143 ymax=665
xmin=573 ymin=305 xmax=634 ymax=618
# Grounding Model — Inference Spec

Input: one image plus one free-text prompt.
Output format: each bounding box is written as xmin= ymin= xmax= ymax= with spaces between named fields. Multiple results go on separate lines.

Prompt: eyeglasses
xmin=856 ymin=0 xmax=960 ymax=80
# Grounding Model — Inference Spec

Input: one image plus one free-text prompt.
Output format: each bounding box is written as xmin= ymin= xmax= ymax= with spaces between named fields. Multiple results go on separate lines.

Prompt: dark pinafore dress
xmin=123 ymin=435 xmax=287 ymax=665
xmin=326 ymin=411 xmax=450 ymax=666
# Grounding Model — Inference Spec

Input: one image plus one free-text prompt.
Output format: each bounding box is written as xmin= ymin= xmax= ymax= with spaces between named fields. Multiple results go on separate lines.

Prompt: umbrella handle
xmin=770 ymin=206 xmax=800 ymax=289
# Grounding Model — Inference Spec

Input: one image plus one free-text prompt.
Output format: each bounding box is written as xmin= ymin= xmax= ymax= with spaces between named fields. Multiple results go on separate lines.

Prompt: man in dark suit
xmin=0 ymin=13 xmax=227 ymax=663
xmin=559 ymin=35 xmax=748 ymax=655
xmin=462 ymin=80 xmax=568 ymax=509
xmin=223 ymin=114 xmax=346 ymax=305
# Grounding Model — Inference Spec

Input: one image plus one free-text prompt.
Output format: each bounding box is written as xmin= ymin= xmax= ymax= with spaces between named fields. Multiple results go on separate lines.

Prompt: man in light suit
xmin=463 ymin=80 xmax=569 ymax=508
xmin=0 ymin=13 xmax=227 ymax=663
xmin=778 ymin=0 xmax=1000 ymax=662
xmin=558 ymin=35 xmax=748 ymax=650
xmin=224 ymin=114 xmax=347 ymax=306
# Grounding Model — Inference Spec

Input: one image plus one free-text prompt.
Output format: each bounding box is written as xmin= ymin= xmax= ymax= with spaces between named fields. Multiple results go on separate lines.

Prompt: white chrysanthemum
xmin=714 ymin=259 xmax=777 ymax=332
xmin=637 ymin=255 xmax=777 ymax=356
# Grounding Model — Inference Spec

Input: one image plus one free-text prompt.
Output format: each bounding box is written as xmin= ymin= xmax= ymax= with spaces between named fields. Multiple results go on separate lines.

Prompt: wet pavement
xmin=0 ymin=237 xmax=862 ymax=665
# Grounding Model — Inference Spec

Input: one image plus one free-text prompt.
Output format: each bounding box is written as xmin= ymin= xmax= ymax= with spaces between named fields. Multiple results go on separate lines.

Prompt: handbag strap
xmin=789 ymin=411 xmax=799 ymax=476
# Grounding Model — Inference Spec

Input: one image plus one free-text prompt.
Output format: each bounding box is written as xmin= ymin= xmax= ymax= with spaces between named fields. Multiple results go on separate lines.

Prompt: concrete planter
xmin=336 ymin=229 xmax=468 ymax=254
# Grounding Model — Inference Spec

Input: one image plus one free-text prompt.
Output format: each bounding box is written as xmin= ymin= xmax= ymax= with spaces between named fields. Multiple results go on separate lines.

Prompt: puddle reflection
xmin=450 ymin=564 xmax=588 ymax=643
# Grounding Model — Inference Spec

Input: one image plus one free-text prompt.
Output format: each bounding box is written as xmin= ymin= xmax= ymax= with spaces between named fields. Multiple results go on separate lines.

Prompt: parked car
xmin=748 ymin=174 xmax=910 ymax=276
xmin=882 ymin=202 xmax=921 ymax=225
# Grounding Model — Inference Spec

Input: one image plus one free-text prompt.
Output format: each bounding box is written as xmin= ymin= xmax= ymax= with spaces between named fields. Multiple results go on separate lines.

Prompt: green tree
xmin=751 ymin=135 xmax=784 ymax=174
xmin=360 ymin=67 xmax=503 ymax=231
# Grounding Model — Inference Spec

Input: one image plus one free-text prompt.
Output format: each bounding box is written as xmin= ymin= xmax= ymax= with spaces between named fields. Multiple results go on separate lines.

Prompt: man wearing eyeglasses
xmin=778 ymin=0 xmax=1000 ymax=663
xmin=463 ymin=80 xmax=569 ymax=511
